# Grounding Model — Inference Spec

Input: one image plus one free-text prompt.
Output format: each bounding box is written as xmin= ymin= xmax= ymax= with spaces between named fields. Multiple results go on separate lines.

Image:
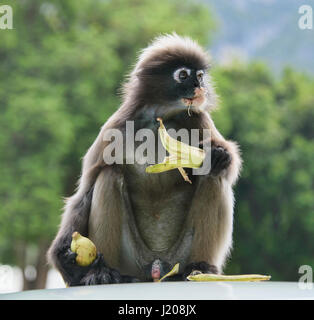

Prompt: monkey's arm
xmin=206 ymin=115 xmax=242 ymax=185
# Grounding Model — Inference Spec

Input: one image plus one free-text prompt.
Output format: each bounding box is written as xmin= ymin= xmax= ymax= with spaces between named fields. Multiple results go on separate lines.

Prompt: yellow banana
xmin=70 ymin=232 xmax=97 ymax=267
xmin=158 ymin=263 xmax=180 ymax=282
xmin=146 ymin=118 xmax=206 ymax=183
xmin=152 ymin=260 xmax=271 ymax=282
xmin=157 ymin=118 xmax=205 ymax=165
xmin=146 ymin=155 xmax=202 ymax=173
xmin=187 ymin=273 xmax=271 ymax=282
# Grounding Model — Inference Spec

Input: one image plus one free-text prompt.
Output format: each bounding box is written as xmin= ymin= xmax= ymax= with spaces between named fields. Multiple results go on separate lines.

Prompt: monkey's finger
xmin=64 ymin=249 xmax=77 ymax=265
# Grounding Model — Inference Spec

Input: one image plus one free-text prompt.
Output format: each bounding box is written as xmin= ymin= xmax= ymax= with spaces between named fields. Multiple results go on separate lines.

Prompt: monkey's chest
xmin=123 ymin=163 xmax=196 ymax=252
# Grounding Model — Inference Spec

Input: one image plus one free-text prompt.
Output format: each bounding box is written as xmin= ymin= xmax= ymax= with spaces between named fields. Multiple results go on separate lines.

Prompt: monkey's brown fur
xmin=48 ymin=34 xmax=242 ymax=284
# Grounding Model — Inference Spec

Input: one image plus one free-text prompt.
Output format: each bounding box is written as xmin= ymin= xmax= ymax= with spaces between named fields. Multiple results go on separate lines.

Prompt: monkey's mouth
xmin=182 ymin=88 xmax=206 ymax=109
xmin=182 ymin=96 xmax=201 ymax=105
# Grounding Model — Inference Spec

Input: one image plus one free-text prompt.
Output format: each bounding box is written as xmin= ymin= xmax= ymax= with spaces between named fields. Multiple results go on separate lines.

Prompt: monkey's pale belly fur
xmin=125 ymin=164 xmax=195 ymax=251
xmin=119 ymin=163 xmax=197 ymax=278
xmin=114 ymin=112 xmax=200 ymax=279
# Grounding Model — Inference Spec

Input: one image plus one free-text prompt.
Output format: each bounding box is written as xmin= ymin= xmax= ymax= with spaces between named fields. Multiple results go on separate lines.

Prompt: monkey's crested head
xmin=134 ymin=33 xmax=210 ymax=75
xmin=123 ymin=33 xmax=217 ymax=111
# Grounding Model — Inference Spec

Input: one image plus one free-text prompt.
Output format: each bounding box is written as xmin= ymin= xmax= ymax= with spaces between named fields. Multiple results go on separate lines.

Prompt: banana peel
xmin=70 ymin=232 xmax=97 ymax=267
xmin=156 ymin=262 xmax=270 ymax=282
xmin=157 ymin=118 xmax=205 ymax=164
xmin=146 ymin=155 xmax=196 ymax=184
xmin=187 ymin=273 xmax=271 ymax=282
xmin=158 ymin=263 xmax=180 ymax=282
xmin=146 ymin=118 xmax=206 ymax=183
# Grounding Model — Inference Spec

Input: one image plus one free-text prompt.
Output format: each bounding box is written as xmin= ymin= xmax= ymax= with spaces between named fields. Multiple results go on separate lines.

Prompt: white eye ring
xmin=173 ymin=67 xmax=191 ymax=83
xmin=196 ymin=70 xmax=204 ymax=80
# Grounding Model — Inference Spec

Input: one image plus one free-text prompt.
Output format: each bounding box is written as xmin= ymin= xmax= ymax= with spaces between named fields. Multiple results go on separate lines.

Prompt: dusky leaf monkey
xmin=48 ymin=34 xmax=242 ymax=285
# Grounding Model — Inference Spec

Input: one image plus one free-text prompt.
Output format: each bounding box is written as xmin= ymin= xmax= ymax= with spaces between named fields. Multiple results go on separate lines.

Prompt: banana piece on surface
xmin=187 ymin=273 xmax=271 ymax=282
xmin=158 ymin=263 xmax=180 ymax=282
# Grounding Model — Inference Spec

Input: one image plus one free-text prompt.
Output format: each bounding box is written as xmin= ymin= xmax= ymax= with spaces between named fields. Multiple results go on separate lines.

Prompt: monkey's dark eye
xmin=196 ymin=70 xmax=204 ymax=81
xmin=173 ymin=67 xmax=191 ymax=83
xmin=179 ymin=70 xmax=188 ymax=81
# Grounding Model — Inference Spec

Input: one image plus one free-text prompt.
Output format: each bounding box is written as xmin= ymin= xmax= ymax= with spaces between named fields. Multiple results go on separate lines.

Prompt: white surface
xmin=0 ymin=282 xmax=313 ymax=300
xmin=46 ymin=269 xmax=66 ymax=289
xmin=0 ymin=266 xmax=23 ymax=293
xmin=0 ymin=267 xmax=65 ymax=293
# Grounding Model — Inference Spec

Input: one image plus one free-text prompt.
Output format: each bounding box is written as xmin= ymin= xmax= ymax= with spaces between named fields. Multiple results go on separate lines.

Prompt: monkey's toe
xmin=183 ymin=262 xmax=218 ymax=280
xmin=81 ymin=266 xmax=122 ymax=285
xmin=189 ymin=270 xmax=203 ymax=276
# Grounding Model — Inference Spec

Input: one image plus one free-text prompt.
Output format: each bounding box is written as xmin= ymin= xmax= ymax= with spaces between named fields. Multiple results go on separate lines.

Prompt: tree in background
xmin=0 ymin=0 xmax=214 ymax=289
xmin=212 ymin=64 xmax=314 ymax=280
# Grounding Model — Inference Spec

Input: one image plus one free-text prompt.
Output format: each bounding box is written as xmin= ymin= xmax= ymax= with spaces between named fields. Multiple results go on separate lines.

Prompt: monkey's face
xmin=137 ymin=60 xmax=210 ymax=109
xmin=172 ymin=65 xmax=207 ymax=109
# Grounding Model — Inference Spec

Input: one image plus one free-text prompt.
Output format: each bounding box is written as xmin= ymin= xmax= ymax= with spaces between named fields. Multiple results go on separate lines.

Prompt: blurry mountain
xmin=205 ymin=0 xmax=314 ymax=73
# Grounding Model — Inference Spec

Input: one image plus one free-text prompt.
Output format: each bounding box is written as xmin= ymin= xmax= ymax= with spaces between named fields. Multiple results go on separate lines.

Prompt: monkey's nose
xmin=193 ymin=80 xmax=200 ymax=88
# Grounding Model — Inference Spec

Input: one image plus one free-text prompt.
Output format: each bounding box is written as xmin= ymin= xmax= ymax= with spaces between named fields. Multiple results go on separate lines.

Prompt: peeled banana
xmin=146 ymin=118 xmax=206 ymax=183
xmin=187 ymin=273 xmax=271 ymax=282
xmin=157 ymin=118 xmax=205 ymax=164
xmin=158 ymin=263 xmax=180 ymax=282
xmin=70 ymin=232 xmax=97 ymax=267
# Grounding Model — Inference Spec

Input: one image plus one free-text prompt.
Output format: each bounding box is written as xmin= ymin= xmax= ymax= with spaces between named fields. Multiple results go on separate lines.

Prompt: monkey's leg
xmin=85 ymin=168 xmax=140 ymax=285
xmin=48 ymin=167 xmax=139 ymax=286
xmin=187 ymin=173 xmax=234 ymax=275
xmin=159 ymin=147 xmax=234 ymax=281
xmin=181 ymin=134 xmax=241 ymax=276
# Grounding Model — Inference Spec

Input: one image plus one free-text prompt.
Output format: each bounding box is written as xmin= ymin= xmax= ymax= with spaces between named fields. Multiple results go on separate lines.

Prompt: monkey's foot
xmin=210 ymin=146 xmax=231 ymax=176
xmin=80 ymin=254 xmax=139 ymax=285
xmin=183 ymin=261 xmax=218 ymax=280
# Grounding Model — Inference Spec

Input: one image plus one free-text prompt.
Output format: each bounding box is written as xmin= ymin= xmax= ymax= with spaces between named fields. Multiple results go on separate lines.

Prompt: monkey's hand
xmin=57 ymin=248 xmax=96 ymax=286
xmin=210 ymin=145 xmax=232 ymax=176
xmin=80 ymin=254 xmax=139 ymax=285
xmin=59 ymin=249 xmax=139 ymax=286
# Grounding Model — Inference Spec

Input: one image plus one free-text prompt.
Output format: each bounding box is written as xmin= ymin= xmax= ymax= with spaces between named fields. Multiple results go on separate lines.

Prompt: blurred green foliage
xmin=0 ymin=0 xmax=214 ymax=286
xmin=213 ymin=64 xmax=314 ymax=280
xmin=0 ymin=0 xmax=313 ymax=288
